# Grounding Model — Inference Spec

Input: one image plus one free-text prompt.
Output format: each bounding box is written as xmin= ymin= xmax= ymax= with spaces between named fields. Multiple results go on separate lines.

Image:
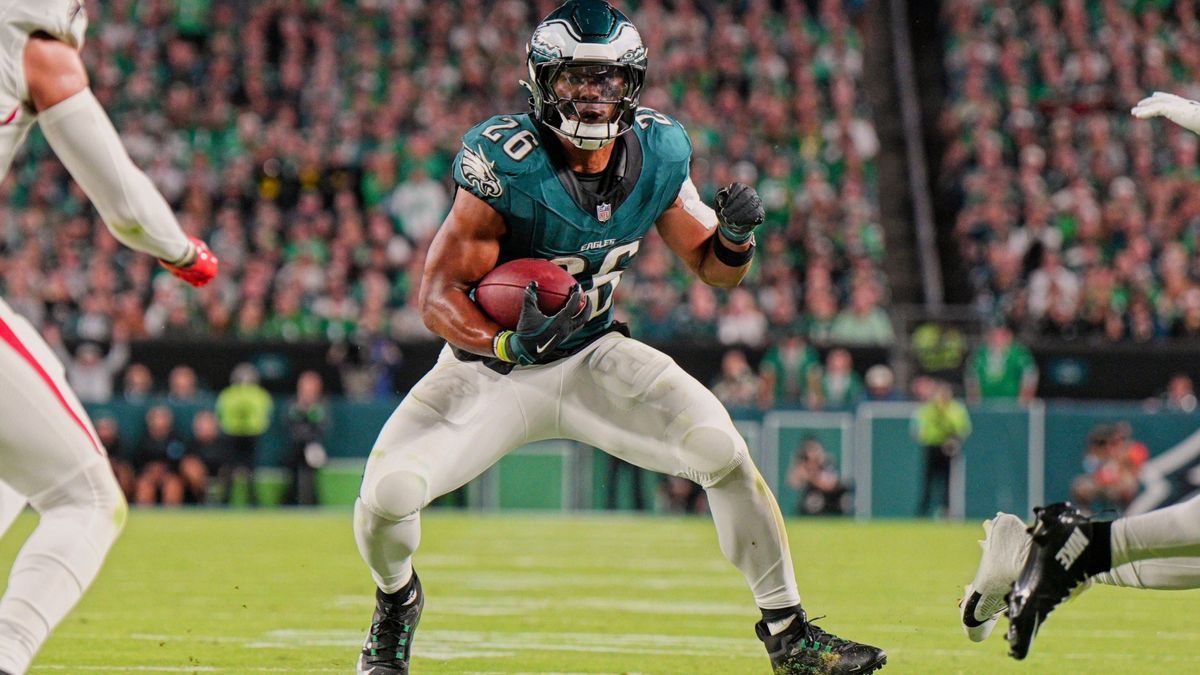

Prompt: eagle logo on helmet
xmin=459 ymin=145 xmax=503 ymax=198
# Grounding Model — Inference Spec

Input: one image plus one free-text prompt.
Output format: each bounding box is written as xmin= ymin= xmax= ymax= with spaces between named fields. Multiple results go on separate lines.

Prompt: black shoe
xmin=1006 ymin=503 xmax=1099 ymax=660
xmin=756 ymin=610 xmax=887 ymax=674
xmin=356 ymin=573 xmax=424 ymax=674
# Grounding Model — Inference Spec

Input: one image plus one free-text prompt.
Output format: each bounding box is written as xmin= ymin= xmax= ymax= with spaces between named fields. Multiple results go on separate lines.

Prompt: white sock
xmin=767 ymin=614 xmax=797 ymax=636
xmin=705 ymin=460 xmax=802 ymax=609
xmin=354 ymin=499 xmax=419 ymax=594
xmin=1095 ymin=557 xmax=1200 ymax=590
xmin=0 ymin=463 xmax=124 ymax=675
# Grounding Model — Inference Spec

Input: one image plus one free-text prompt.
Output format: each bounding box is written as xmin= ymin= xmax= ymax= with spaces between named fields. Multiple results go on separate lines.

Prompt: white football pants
xmin=0 ymin=299 xmax=125 ymax=674
xmin=355 ymin=333 xmax=801 ymax=610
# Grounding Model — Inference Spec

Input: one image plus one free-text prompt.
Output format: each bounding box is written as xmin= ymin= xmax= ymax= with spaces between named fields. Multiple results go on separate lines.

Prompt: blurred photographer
xmin=284 ymin=371 xmax=329 ymax=506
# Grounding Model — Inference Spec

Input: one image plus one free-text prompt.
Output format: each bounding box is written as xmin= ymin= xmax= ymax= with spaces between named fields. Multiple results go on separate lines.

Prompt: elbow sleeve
xmin=37 ymin=88 xmax=190 ymax=262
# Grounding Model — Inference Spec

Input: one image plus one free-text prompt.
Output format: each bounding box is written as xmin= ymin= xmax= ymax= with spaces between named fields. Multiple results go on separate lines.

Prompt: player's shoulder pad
xmin=632 ymin=108 xmax=692 ymax=164
xmin=455 ymin=114 xmax=540 ymax=201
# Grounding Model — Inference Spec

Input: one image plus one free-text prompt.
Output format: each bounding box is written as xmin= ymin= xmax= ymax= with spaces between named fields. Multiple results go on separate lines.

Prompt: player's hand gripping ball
xmin=477 ymin=259 xmax=588 ymax=365
xmin=475 ymin=258 xmax=584 ymax=329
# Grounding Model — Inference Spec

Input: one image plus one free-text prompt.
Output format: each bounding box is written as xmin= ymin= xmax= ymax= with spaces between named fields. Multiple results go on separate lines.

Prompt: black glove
xmin=715 ymin=182 xmax=765 ymax=244
xmin=494 ymin=282 xmax=588 ymax=365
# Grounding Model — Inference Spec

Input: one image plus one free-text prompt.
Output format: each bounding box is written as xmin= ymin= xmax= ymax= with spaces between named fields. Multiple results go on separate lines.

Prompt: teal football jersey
xmin=452 ymin=109 xmax=692 ymax=354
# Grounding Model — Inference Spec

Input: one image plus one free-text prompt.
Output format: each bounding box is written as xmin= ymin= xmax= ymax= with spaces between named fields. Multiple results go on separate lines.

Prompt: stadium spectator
xmin=53 ymin=328 xmax=129 ymax=404
xmin=283 ymin=371 xmax=328 ymax=506
xmin=965 ymin=325 xmax=1038 ymax=405
xmin=215 ymin=364 xmax=274 ymax=507
xmin=122 ymin=363 xmax=155 ymax=404
xmin=95 ymin=416 xmax=134 ymax=502
xmin=717 ymin=288 xmax=769 ymax=348
xmin=911 ymin=379 xmax=972 ymax=518
xmin=829 ymin=285 xmax=895 ymax=345
xmin=910 ymin=322 xmax=967 ymax=380
xmin=133 ymin=406 xmax=189 ymax=506
xmin=1071 ymin=422 xmax=1148 ymax=515
xmin=188 ymin=411 xmax=226 ymax=504
xmin=166 ymin=365 xmax=211 ymax=405
xmin=786 ymin=436 xmax=851 ymax=516
xmin=757 ymin=332 xmax=821 ymax=410
xmin=709 ymin=349 xmax=759 ymax=410
xmin=815 ymin=348 xmax=864 ymax=410
xmin=864 ymin=364 xmax=898 ymax=401
xmin=1160 ymin=373 xmax=1199 ymax=413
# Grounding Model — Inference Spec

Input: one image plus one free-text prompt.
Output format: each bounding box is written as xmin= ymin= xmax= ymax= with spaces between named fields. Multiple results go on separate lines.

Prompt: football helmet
xmin=525 ymin=0 xmax=647 ymax=150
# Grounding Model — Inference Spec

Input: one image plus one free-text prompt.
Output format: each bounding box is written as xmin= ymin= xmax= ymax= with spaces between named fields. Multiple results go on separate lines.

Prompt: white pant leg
xmin=560 ymin=334 xmax=801 ymax=609
xmin=0 ymin=301 xmax=124 ymax=675
xmin=0 ymin=481 xmax=25 ymax=543
xmin=355 ymin=347 xmax=557 ymax=592
xmin=0 ymin=299 xmax=105 ymax=496
xmin=1110 ymin=494 xmax=1200 ymax=567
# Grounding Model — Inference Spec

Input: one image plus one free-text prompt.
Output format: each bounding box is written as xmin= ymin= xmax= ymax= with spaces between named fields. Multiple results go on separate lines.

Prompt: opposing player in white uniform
xmin=0 ymin=2 xmax=217 ymax=672
xmin=352 ymin=2 xmax=886 ymax=673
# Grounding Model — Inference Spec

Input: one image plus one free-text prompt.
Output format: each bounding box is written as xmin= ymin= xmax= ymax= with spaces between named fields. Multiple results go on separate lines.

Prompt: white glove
xmin=1132 ymin=91 xmax=1200 ymax=134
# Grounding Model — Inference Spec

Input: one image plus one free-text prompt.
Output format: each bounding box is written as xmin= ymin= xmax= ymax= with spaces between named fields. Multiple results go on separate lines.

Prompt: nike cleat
xmin=357 ymin=573 xmax=424 ymax=674
xmin=1006 ymin=503 xmax=1101 ymax=660
xmin=757 ymin=610 xmax=887 ymax=674
xmin=959 ymin=513 xmax=1031 ymax=642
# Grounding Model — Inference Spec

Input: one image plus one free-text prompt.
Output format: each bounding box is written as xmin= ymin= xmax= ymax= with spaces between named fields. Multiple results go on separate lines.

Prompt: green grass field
xmin=1 ymin=510 xmax=1197 ymax=674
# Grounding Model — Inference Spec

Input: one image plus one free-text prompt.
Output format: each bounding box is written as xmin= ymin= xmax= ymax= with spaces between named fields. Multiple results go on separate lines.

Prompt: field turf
xmin=2 ymin=510 xmax=1197 ymax=674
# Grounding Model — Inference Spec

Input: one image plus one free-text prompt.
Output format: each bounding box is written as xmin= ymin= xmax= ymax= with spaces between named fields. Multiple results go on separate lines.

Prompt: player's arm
xmin=1132 ymin=91 xmax=1200 ymax=134
xmin=419 ymin=189 xmax=508 ymax=358
xmin=419 ymin=190 xmax=586 ymax=365
xmin=23 ymin=35 xmax=215 ymax=286
xmin=657 ymin=180 xmax=763 ymax=289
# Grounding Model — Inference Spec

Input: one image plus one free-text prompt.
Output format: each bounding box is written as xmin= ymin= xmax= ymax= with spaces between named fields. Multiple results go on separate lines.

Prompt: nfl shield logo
xmin=596 ymin=202 xmax=612 ymax=222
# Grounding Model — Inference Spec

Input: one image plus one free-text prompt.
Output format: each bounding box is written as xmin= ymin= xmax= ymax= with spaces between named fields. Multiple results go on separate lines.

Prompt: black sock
xmin=379 ymin=574 xmax=417 ymax=605
xmin=760 ymin=604 xmax=804 ymax=624
xmin=1080 ymin=520 xmax=1113 ymax=577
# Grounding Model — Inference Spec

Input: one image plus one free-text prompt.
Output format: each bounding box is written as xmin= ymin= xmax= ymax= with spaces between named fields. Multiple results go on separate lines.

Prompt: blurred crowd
xmin=0 ymin=0 xmax=891 ymax=353
xmin=942 ymin=0 xmax=1200 ymax=342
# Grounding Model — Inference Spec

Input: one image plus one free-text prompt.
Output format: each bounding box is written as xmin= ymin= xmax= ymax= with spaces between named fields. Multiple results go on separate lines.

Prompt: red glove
xmin=160 ymin=237 xmax=219 ymax=287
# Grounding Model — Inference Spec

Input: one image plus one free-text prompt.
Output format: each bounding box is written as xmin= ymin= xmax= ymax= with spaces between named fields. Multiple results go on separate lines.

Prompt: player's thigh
xmin=563 ymin=336 xmax=746 ymax=487
xmin=0 ymin=304 xmax=106 ymax=496
xmin=359 ymin=357 xmax=531 ymax=520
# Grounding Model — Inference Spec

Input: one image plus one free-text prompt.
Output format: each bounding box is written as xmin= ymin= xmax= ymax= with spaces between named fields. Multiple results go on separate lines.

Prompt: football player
xmin=0 ymin=2 xmax=217 ymax=672
xmin=352 ymin=2 xmax=885 ymax=673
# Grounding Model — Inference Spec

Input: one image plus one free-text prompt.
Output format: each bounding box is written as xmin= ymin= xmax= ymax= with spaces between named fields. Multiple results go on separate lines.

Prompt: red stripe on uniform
xmin=0 ymin=316 xmax=102 ymax=455
xmin=1 ymin=108 xmax=17 ymax=125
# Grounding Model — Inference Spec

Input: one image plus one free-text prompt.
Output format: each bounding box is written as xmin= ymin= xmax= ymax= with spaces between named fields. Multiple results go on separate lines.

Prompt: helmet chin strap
xmin=558 ymin=118 xmax=620 ymax=150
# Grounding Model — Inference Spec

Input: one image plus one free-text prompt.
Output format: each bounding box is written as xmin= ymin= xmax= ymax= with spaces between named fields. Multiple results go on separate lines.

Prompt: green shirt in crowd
xmin=760 ymin=342 xmax=821 ymax=406
xmin=969 ymin=344 xmax=1036 ymax=399
xmin=216 ymin=383 xmax=274 ymax=437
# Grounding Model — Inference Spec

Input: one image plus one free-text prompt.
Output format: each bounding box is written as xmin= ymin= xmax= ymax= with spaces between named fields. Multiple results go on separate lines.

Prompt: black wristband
xmin=712 ymin=233 xmax=755 ymax=267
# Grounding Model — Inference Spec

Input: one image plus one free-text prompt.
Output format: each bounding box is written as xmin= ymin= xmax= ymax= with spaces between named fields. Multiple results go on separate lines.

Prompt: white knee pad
xmin=361 ymin=468 xmax=429 ymax=522
xmin=678 ymin=424 xmax=747 ymax=488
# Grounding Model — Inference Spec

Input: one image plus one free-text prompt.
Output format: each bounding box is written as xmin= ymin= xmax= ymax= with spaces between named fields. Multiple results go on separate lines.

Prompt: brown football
xmin=475 ymin=258 xmax=583 ymax=330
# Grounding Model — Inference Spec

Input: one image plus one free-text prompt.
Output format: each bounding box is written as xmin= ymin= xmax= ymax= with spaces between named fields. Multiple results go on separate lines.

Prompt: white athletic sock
xmin=354 ymin=499 xmax=419 ymax=594
xmin=0 ymin=482 xmax=26 ymax=543
xmin=1111 ymin=495 xmax=1200 ymax=568
xmin=704 ymin=460 xmax=802 ymax=609
xmin=767 ymin=614 xmax=797 ymax=635
xmin=0 ymin=463 xmax=124 ymax=675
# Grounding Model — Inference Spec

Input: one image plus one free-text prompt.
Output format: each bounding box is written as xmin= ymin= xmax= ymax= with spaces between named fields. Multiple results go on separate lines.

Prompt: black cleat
xmin=356 ymin=573 xmax=424 ymax=674
xmin=1006 ymin=503 xmax=1100 ymax=660
xmin=757 ymin=610 xmax=887 ymax=674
